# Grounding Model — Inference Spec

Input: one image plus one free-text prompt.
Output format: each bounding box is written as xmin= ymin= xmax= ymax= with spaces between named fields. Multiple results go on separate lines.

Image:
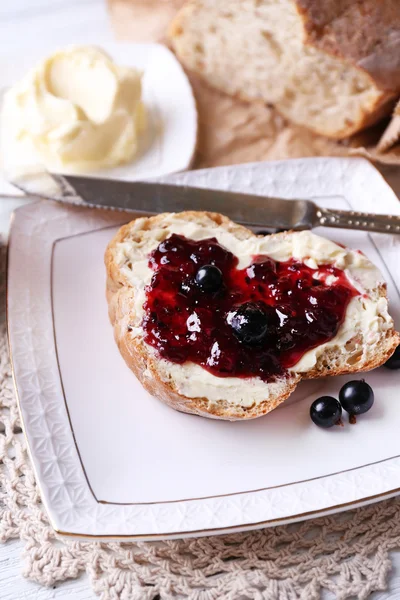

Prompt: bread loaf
xmin=169 ymin=0 xmax=400 ymax=139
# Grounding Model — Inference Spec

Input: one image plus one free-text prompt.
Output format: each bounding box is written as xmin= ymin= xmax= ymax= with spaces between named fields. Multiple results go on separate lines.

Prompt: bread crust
xmin=296 ymin=0 xmax=400 ymax=93
xmin=105 ymin=211 xmax=399 ymax=421
xmin=169 ymin=0 xmax=400 ymax=139
xmin=303 ymin=286 xmax=399 ymax=378
xmin=294 ymin=0 xmax=400 ymax=137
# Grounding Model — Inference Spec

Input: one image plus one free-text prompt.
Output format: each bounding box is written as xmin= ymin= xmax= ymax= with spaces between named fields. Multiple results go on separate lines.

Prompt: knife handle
xmin=316 ymin=207 xmax=400 ymax=234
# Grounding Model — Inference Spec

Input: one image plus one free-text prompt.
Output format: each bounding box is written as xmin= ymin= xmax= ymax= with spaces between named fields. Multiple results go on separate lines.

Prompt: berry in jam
xmin=143 ymin=234 xmax=358 ymax=381
xmin=227 ymin=302 xmax=274 ymax=345
xmin=195 ymin=265 xmax=223 ymax=293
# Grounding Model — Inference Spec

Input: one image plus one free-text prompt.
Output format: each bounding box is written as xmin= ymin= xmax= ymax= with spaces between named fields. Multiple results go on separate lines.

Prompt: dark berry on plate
xmin=384 ymin=345 xmax=400 ymax=370
xmin=195 ymin=265 xmax=223 ymax=293
xmin=339 ymin=379 xmax=374 ymax=415
xmin=310 ymin=396 xmax=342 ymax=428
xmin=227 ymin=302 xmax=271 ymax=345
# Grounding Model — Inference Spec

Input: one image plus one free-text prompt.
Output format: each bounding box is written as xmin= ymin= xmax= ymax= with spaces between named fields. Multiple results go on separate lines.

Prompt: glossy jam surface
xmin=142 ymin=234 xmax=359 ymax=381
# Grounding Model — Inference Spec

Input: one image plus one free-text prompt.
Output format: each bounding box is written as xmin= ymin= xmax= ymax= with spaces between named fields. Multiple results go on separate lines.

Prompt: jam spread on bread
xmin=142 ymin=234 xmax=358 ymax=381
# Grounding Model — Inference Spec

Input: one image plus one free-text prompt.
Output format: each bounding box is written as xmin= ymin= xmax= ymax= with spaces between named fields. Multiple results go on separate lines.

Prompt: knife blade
xmin=9 ymin=168 xmax=400 ymax=234
xmin=9 ymin=170 xmax=317 ymax=230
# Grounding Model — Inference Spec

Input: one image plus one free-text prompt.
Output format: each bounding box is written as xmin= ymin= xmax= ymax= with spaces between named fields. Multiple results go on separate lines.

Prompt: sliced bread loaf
xmin=169 ymin=0 xmax=400 ymax=139
xmin=105 ymin=212 xmax=399 ymax=420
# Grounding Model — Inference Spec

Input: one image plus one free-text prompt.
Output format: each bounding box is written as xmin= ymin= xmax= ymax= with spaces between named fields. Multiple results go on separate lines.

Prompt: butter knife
xmin=9 ymin=167 xmax=400 ymax=234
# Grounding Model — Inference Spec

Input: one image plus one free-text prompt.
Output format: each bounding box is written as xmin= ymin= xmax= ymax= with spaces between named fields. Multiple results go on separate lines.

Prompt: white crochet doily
xmin=0 ymin=241 xmax=399 ymax=600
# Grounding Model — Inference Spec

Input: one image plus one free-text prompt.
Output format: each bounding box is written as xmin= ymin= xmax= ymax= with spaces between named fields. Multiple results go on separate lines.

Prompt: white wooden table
xmin=1 ymin=1 xmax=400 ymax=598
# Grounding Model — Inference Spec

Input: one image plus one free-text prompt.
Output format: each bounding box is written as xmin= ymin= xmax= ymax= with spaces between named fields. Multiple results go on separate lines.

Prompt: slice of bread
xmin=169 ymin=0 xmax=400 ymax=139
xmin=105 ymin=211 xmax=399 ymax=420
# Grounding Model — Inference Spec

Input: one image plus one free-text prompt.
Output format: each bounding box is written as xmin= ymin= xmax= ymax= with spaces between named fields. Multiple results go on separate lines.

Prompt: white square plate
xmin=0 ymin=42 xmax=197 ymax=195
xmin=7 ymin=157 xmax=400 ymax=540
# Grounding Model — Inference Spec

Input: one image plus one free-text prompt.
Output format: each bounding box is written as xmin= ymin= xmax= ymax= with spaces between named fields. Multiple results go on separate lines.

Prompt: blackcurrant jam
xmin=142 ymin=234 xmax=358 ymax=381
